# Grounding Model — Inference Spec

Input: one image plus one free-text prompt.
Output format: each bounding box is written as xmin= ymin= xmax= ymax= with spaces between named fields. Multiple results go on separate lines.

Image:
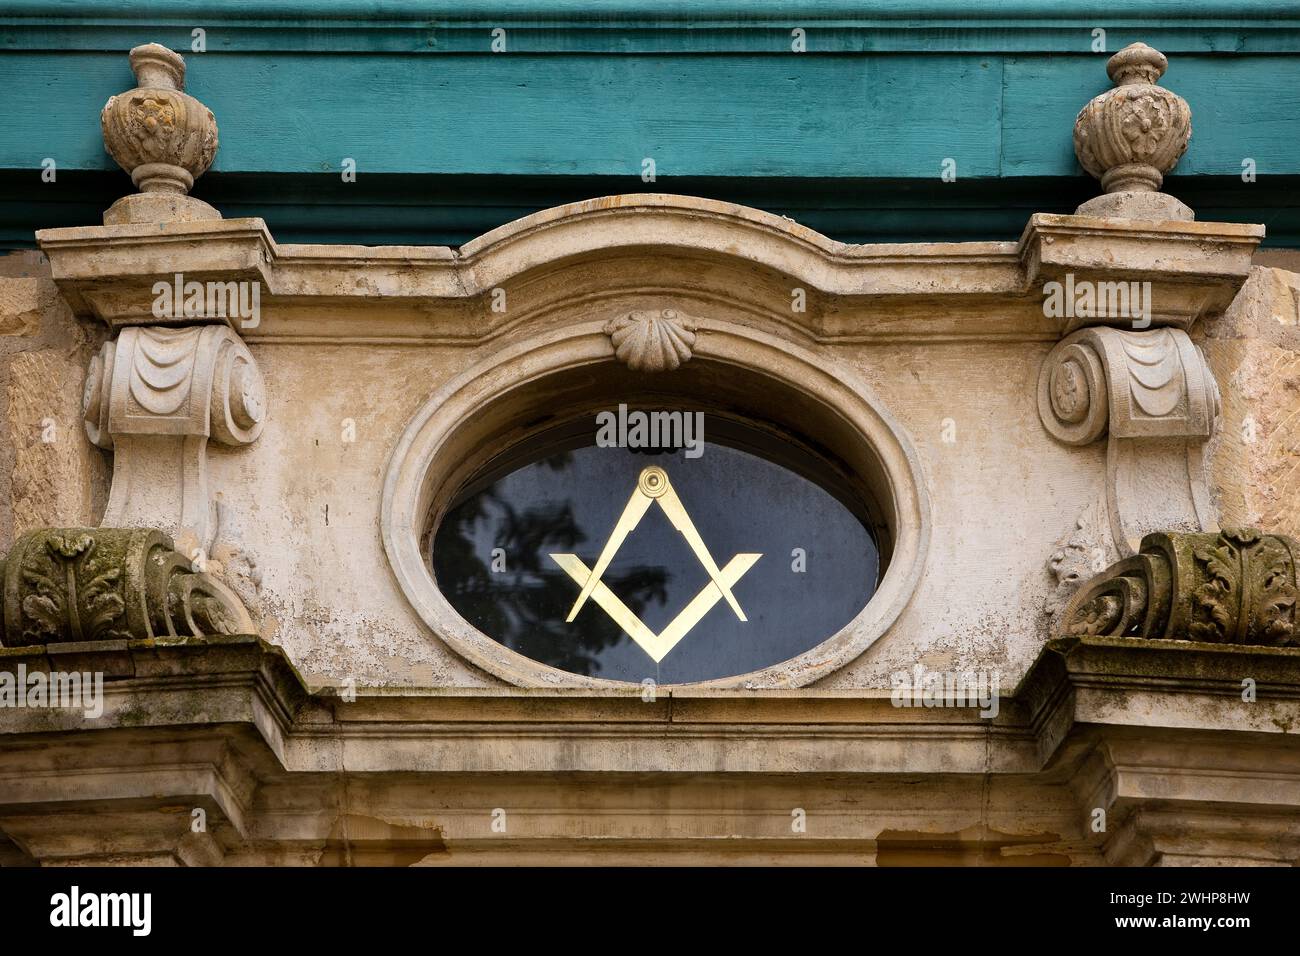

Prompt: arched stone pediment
xmin=38 ymin=193 xmax=1260 ymax=347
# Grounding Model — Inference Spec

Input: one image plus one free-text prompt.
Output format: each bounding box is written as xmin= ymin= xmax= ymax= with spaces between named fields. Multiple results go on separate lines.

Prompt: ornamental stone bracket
xmin=31 ymin=43 xmax=272 ymax=563
xmin=1039 ymin=325 xmax=1220 ymax=557
xmin=0 ymin=528 xmax=256 ymax=647
xmin=1057 ymin=528 xmax=1300 ymax=647
xmin=1032 ymin=41 xmax=1261 ymax=610
xmin=82 ymin=324 xmax=267 ymax=554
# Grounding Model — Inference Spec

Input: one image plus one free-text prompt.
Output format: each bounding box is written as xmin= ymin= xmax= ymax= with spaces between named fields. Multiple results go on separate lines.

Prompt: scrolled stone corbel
xmin=100 ymin=43 xmax=220 ymax=225
xmin=1038 ymin=326 xmax=1220 ymax=555
xmin=0 ymin=528 xmax=255 ymax=647
xmin=83 ymin=325 xmax=266 ymax=554
xmin=1073 ymin=42 xmax=1193 ymax=221
xmin=1057 ymin=528 xmax=1300 ymax=647
xmin=1039 ymin=327 xmax=1218 ymax=445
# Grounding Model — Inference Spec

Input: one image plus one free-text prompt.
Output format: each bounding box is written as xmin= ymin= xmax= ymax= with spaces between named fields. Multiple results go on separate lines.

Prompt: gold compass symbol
xmin=549 ymin=465 xmax=762 ymax=663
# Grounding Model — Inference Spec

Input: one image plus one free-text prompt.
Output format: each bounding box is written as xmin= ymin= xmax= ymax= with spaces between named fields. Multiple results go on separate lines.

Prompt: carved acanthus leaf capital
xmin=0 ymin=528 xmax=256 ymax=647
xmin=1057 ymin=528 xmax=1300 ymax=648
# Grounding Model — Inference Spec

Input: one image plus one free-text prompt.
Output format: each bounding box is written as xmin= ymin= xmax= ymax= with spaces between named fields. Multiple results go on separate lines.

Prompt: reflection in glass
xmin=432 ymin=418 xmax=881 ymax=683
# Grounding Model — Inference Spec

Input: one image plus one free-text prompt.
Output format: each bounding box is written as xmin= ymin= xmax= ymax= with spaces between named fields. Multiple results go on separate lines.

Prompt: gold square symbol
xmin=550 ymin=466 xmax=761 ymax=663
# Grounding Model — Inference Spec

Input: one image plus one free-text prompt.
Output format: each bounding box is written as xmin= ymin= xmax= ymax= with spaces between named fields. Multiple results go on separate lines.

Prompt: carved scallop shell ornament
xmin=604 ymin=309 xmax=697 ymax=373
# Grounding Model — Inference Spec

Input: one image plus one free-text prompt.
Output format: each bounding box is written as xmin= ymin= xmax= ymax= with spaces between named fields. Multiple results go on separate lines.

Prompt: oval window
xmin=431 ymin=412 xmax=885 ymax=684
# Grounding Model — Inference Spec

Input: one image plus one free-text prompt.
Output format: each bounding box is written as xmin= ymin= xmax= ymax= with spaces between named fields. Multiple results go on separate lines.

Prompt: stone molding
xmin=35 ymin=199 xmax=1262 ymax=339
xmin=1 ymin=633 xmax=1297 ymax=864
xmin=3 ymin=630 xmax=1293 ymax=775
xmin=1057 ymin=528 xmax=1300 ymax=647
xmin=1019 ymin=214 xmax=1260 ymax=334
xmin=1039 ymin=325 xmax=1219 ymax=555
xmin=83 ymin=324 xmax=267 ymax=551
xmin=0 ymin=527 xmax=255 ymax=647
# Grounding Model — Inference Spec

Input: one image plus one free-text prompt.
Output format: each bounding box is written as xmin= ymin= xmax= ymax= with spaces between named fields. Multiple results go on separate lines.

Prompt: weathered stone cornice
xmin=35 ymin=197 xmax=1263 ymax=343
xmin=1020 ymin=213 xmax=1264 ymax=333
xmin=2 ymin=634 xmax=1295 ymax=863
xmin=36 ymin=218 xmax=274 ymax=327
xmin=2 ymin=630 xmax=1295 ymax=774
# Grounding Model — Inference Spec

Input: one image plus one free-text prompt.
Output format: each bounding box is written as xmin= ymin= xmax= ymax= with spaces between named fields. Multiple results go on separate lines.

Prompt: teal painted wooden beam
xmin=1 ymin=3 xmax=1295 ymax=248
xmin=4 ymin=1 xmax=1300 ymax=53
xmin=4 ymin=172 xmax=1296 ymax=249
xmin=1 ymin=51 xmax=1298 ymax=178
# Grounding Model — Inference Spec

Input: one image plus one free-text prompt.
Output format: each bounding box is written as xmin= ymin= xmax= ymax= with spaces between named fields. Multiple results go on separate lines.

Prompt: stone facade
xmin=0 ymin=252 xmax=109 ymax=543
xmin=1 ymin=42 xmax=1299 ymax=866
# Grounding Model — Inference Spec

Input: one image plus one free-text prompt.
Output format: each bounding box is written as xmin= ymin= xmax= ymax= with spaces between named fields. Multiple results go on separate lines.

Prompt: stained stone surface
xmin=0 ymin=251 xmax=108 ymax=546
xmin=1 ymin=199 xmax=1298 ymax=865
xmin=8 ymin=198 xmax=1274 ymax=690
xmin=1200 ymin=266 xmax=1300 ymax=536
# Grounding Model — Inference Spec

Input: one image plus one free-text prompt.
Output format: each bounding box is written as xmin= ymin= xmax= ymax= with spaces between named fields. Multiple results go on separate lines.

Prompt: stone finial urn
xmin=100 ymin=43 xmax=220 ymax=225
xmin=1073 ymin=42 xmax=1193 ymax=221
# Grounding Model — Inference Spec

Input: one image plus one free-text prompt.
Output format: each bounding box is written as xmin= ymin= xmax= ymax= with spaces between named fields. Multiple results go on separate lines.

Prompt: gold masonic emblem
xmin=549 ymin=465 xmax=762 ymax=663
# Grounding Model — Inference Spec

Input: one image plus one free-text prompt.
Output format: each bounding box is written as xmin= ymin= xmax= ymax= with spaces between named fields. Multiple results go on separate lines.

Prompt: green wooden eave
xmin=1 ymin=1 xmax=1297 ymax=247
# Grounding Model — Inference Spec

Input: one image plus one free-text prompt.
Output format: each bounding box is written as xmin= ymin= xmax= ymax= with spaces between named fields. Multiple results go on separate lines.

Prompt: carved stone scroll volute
xmin=0 ymin=528 xmax=255 ymax=647
xmin=83 ymin=325 xmax=266 ymax=555
xmin=1039 ymin=326 xmax=1220 ymax=556
xmin=1058 ymin=528 xmax=1300 ymax=647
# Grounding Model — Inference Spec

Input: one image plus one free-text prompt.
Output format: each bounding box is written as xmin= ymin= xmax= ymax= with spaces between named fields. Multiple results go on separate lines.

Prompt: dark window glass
xmin=432 ymin=414 xmax=882 ymax=683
